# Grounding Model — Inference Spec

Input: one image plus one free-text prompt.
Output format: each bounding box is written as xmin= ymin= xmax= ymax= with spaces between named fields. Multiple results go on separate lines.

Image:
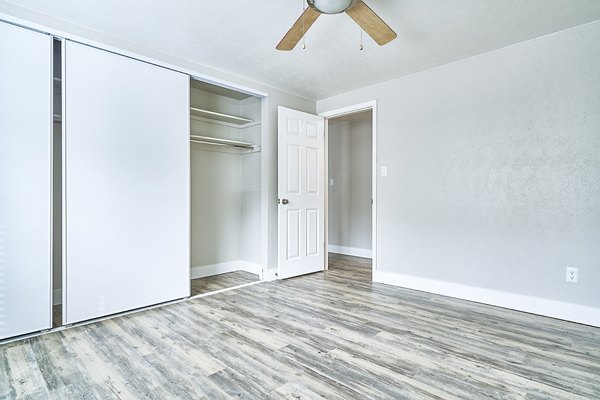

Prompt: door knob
xmin=281 ymin=198 xmax=289 ymax=205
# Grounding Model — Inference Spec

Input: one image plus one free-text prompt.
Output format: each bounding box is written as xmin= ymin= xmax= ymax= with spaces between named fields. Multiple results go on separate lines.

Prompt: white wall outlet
xmin=381 ymin=166 xmax=388 ymax=177
xmin=329 ymin=178 xmax=334 ymax=187
xmin=566 ymin=267 xmax=579 ymax=284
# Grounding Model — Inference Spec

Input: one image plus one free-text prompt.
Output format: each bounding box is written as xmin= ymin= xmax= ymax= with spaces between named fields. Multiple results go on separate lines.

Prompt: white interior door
xmin=277 ymin=107 xmax=325 ymax=279
xmin=0 ymin=22 xmax=52 ymax=339
xmin=63 ymin=41 xmax=190 ymax=324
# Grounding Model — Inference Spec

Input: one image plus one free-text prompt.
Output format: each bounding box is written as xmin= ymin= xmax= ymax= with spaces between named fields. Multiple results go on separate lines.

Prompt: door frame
xmin=319 ymin=100 xmax=377 ymax=277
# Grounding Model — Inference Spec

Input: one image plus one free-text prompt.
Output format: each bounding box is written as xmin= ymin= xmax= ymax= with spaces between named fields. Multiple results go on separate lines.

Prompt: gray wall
xmin=318 ymin=21 xmax=600 ymax=309
xmin=328 ymin=118 xmax=372 ymax=252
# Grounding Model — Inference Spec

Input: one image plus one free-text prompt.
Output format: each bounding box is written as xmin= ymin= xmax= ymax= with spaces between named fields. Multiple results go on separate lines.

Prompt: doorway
xmin=276 ymin=102 xmax=376 ymax=280
xmin=322 ymin=101 xmax=377 ymax=276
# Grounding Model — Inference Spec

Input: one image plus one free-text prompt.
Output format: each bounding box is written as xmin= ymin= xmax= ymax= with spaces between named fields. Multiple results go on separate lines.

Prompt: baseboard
xmin=373 ymin=270 xmax=600 ymax=328
xmin=328 ymin=245 xmax=372 ymax=258
xmin=265 ymin=268 xmax=279 ymax=281
xmin=53 ymin=289 xmax=62 ymax=306
xmin=191 ymin=260 xmax=262 ymax=280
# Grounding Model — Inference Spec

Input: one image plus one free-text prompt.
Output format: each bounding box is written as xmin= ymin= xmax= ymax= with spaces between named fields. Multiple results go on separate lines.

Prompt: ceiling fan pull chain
xmin=302 ymin=0 xmax=307 ymax=49
xmin=360 ymin=28 xmax=364 ymax=50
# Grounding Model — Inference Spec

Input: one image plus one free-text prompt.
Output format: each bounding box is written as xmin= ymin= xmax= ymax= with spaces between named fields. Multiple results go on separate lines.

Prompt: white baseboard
xmin=265 ymin=268 xmax=278 ymax=281
xmin=328 ymin=245 xmax=372 ymax=258
xmin=191 ymin=260 xmax=262 ymax=280
xmin=53 ymin=289 xmax=62 ymax=306
xmin=373 ymin=270 xmax=600 ymax=328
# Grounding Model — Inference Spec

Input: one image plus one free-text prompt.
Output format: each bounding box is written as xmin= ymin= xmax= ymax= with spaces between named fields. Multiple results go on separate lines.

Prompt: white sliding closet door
xmin=0 ymin=22 xmax=52 ymax=339
xmin=64 ymin=41 xmax=189 ymax=324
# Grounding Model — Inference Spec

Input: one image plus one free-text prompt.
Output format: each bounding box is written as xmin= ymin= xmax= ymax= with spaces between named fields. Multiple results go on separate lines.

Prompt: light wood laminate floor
xmin=2 ymin=254 xmax=599 ymax=399
xmin=191 ymin=270 xmax=259 ymax=297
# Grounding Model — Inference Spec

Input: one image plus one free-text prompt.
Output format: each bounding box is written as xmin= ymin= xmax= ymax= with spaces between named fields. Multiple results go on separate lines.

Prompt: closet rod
xmin=190 ymin=107 xmax=254 ymax=125
xmin=190 ymin=135 xmax=255 ymax=149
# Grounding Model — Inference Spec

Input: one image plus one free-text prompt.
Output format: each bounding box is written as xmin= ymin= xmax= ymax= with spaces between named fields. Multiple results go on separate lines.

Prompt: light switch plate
xmin=381 ymin=166 xmax=388 ymax=177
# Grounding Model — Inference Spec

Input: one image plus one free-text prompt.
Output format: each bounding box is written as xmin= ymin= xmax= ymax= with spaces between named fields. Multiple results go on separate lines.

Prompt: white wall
xmin=318 ymin=21 xmax=600 ymax=325
xmin=239 ymin=98 xmax=263 ymax=267
xmin=190 ymin=148 xmax=241 ymax=267
xmin=328 ymin=118 xmax=372 ymax=256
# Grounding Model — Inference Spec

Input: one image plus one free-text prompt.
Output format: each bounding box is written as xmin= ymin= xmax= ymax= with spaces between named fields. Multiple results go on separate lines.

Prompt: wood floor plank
xmin=1 ymin=253 xmax=599 ymax=399
xmin=190 ymin=270 xmax=259 ymax=296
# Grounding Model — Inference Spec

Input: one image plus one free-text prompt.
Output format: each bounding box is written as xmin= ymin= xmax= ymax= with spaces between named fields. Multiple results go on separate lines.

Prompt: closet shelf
xmin=190 ymin=135 xmax=255 ymax=149
xmin=190 ymin=107 xmax=254 ymax=126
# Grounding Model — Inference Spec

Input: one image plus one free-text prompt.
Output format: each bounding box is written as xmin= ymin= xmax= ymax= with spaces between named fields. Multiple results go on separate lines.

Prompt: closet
xmin=0 ymin=19 xmax=265 ymax=340
xmin=189 ymin=79 xmax=263 ymax=294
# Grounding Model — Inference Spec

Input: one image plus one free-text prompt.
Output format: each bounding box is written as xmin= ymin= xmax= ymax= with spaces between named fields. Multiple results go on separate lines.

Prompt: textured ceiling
xmin=3 ymin=0 xmax=600 ymax=100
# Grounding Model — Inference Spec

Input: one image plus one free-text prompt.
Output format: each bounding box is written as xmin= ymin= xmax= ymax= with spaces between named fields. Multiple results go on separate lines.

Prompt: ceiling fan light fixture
xmin=277 ymin=0 xmax=396 ymax=50
xmin=307 ymin=0 xmax=354 ymax=14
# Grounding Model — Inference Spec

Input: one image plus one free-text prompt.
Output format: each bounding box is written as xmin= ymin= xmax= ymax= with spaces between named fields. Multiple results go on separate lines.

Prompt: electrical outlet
xmin=566 ymin=267 xmax=579 ymax=284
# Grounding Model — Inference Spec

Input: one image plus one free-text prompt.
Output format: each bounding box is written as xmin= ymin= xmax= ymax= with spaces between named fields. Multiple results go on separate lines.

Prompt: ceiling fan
xmin=276 ymin=0 xmax=397 ymax=51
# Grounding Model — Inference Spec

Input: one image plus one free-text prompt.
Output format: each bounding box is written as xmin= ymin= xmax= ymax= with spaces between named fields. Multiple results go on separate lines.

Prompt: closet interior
xmin=189 ymin=79 xmax=263 ymax=295
xmin=52 ymin=39 xmax=62 ymax=327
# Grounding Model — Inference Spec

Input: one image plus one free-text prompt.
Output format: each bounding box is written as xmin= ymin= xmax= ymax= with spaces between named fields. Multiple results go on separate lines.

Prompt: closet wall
xmin=190 ymin=81 xmax=263 ymax=278
xmin=52 ymin=39 xmax=62 ymax=307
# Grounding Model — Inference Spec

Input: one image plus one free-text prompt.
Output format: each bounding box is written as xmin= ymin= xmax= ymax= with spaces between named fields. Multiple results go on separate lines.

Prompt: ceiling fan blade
xmin=345 ymin=0 xmax=397 ymax=45
xmin=276 ymin=7 xmax=321 ymax=51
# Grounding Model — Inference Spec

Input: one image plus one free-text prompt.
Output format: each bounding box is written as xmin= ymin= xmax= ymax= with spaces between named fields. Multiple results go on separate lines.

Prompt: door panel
xmin=277 ymin=107 xmax=325 ymax=279
xmin=63 ymin=41 xmax=190 ymax=324
xmin=306 ymin=209 xmax=319 ymax=256
xmin=0 ymin=22 xmax=52 ymax=339
xmin=306 ymin=147 xmax=319 ymax=194
xmin=287 ymin=209 xmax=301 ymax=259
xmin=287 ymin=144 xmax=300 ymax=193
